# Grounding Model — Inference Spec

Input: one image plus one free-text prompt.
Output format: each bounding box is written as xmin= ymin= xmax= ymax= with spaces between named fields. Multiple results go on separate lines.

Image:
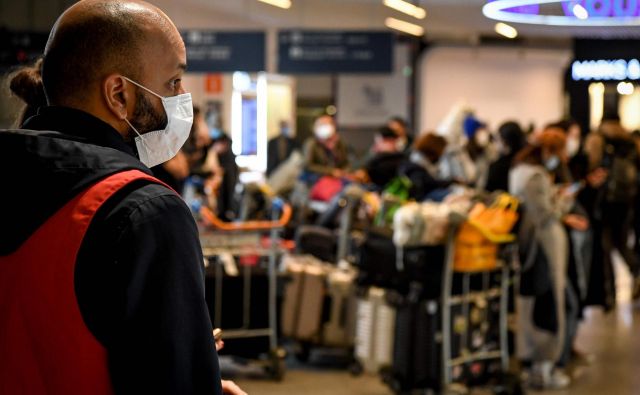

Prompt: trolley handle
xmin=200 ymin=201 xmax=292 ymax=231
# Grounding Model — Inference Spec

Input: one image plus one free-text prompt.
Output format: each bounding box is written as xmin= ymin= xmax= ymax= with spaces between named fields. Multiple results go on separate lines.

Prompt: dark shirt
xmin=267 ymin=135 xmax=297 ymax=176
xmin=400 ymin=160 xmax=452 ymax=201
xmin=0 ymin=106 xmax=221 ymax=395
xmin=485 ymin=154 xmax=514 ymax=192
xmin=152 ymin=162 xmax=186 ymax=194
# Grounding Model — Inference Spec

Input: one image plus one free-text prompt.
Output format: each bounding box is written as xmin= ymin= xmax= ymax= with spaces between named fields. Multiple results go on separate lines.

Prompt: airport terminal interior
xmin=3 ymin=0 xmax=640 ymax=394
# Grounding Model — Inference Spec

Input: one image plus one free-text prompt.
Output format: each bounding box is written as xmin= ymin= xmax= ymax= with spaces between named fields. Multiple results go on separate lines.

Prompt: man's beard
xmin=128 ymin=89 xmax=167 ymax=141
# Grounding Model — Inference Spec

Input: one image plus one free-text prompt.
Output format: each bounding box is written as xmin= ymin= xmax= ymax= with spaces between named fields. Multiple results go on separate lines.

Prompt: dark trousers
xmin=602 ymin=202 xmax=638 ymax=278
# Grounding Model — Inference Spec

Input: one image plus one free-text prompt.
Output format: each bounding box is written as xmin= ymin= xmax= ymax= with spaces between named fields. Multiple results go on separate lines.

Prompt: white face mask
xmin=314 ymin=124 xmax=335 ymax=140
xmin=475 ymin=130 xmax=490 ymax=147
xmin=566 ymin=137 xmax=580 ymax=157
xmin=123 ymin=77 xmax=193 ymax=168
xmin=396 ymin=136 xmax=408 ymax=151
xmin=545 ymin=155 xmax=560 ymax=171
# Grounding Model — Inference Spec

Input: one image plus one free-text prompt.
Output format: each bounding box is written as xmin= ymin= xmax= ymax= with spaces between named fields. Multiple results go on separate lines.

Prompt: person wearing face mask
xmin=387 ymin=116 xmax=413 ymax=153
xmin=400 ymin=132 xmax=453 ymax=201
xmin=484 ymin=121 xmax=527 ymax=192
xmin=0 ymin=2 xmax=246 ymax=395
xmin=303 ymin=114 xmax=350 ymax=179
xmin=509 ymin=130 xmax=581 ymax=390
xmin=544 ymin=120 xmax=597 ymax=368
xmin=463 ymin=114 xmax=497 ymax=189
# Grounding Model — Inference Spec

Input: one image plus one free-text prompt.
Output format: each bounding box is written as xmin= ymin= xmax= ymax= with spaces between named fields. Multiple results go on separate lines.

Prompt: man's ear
xmin=102 ymin=74 xmax=132 ymax=121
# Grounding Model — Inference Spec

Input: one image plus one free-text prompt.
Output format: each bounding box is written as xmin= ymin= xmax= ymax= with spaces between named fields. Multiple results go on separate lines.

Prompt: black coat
xmin=0 ymin=106 xmax=222 ymax=395
xmin=485 ymin=154 xmax=514 ymax=192
xmin=400 ymin=161 xmax=452 ymax=201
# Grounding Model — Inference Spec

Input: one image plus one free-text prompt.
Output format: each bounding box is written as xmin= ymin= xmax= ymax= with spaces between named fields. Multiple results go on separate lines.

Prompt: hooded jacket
xmin=0 ymin=106 xmax=221 ymax=395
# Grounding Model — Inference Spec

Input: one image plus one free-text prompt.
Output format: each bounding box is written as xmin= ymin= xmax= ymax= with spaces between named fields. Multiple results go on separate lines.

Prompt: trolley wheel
xmin=294 ymin=342 xmax=311 ymax=363
xmin=348 ymin=360 xmax=363 ymax=376
xmin=264 ymin=348 xmax=286 ymax=381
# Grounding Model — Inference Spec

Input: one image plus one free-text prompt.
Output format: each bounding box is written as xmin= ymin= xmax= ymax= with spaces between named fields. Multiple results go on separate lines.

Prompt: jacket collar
xmin=22 ymin=106 xmax=137 ymax=158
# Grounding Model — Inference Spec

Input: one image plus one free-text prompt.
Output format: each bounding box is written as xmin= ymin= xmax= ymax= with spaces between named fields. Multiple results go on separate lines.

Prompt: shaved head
xmin=42 ymin=0 xmax=181 ymax=106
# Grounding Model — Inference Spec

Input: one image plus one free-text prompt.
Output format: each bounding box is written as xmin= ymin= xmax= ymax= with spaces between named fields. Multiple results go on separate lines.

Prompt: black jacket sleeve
xmin=75 ymin=183 xmax=221 ymax=395
xmin=404 ymin=165 xmax=452 ymax=201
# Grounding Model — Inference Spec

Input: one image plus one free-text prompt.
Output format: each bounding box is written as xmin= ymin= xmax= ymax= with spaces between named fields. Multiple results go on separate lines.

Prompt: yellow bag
xmin=453 ymin=194 xmax=519 ymax=272
xmin=467 ymin=194 xmax=519 ymax=243
xmin=454 ymin=222 xmax=498 ymax=272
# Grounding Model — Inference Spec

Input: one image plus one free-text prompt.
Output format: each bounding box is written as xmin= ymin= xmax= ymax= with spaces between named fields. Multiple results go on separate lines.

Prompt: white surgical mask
xmin=545 ymin=155 xmax=560 ymax=171
xmin=396 ymin=136 xmax=408 ymax=151
xmin=566 ymin=137 xmax=580 ymax=157
xmin=475 ymin=130 xmax=490 ymax=147
xmin=314 ymin=124 xmax=335 ymax=140
xmin=123 ymin=77 xmax=193 ymax=168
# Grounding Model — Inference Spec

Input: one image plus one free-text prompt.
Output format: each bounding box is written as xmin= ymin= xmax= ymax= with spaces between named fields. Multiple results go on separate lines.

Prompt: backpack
xmin=603 ymin=138 xmax=638 ymax=203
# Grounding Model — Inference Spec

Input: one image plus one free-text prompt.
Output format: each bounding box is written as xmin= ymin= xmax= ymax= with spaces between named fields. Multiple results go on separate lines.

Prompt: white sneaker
xmin=529 ymin=362 xmax=571 ymax=391
xmin=545 ymin=368 xmax=571 ymax=390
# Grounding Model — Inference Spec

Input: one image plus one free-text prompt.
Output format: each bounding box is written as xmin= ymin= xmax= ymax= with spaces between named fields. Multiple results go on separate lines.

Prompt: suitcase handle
xmin=200 ymin=202 xmax=292 ymax=231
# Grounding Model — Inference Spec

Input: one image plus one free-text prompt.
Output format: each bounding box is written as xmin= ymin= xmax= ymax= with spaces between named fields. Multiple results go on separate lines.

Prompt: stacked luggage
xmin=352 ymin=193 xmax=522 ymax=394
xmin=280 ymin=254 xmax=358 ymax=362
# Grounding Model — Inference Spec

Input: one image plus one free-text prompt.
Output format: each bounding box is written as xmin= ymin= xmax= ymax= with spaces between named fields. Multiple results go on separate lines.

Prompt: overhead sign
xmin=572 ymin=58 xmax=640 ymax=81
xmin=181 ymin=31 xmax=265 ymax=72
xmin=336 ymin=44 xmax=410 ymax=127
xmin=278 ymin=30 xmax=393 ymax=74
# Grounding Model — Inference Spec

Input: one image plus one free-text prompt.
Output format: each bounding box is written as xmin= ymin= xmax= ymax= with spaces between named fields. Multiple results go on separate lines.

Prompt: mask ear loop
xmin=122 ymin=76 xmax=164 ymax=100
xmin=121 ymin=76 xmax=157 ymax=152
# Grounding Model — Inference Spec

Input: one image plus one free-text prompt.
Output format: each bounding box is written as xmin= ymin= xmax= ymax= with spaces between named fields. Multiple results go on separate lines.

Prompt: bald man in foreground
xmin=0 ymin=1 xmax=245 ymax=394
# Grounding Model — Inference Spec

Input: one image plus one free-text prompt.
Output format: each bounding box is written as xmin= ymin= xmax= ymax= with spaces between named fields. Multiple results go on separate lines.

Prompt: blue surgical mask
xmin=545 ymin=155 xmax=560 ymax=171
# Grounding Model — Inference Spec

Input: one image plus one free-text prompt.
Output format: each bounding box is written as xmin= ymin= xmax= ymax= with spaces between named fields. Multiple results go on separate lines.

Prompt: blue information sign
xmin=181 ymin=31 xmax=265 ymax=72
xmin=278 ymin=30 xmax=394 ymax=74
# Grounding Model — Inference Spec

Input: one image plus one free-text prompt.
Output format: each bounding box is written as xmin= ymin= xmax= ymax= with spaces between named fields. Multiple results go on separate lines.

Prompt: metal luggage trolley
xmin=199 ymin=200 xmax=292 ymax=381
xmin=440 ymin=222 xmax=515 ymax=394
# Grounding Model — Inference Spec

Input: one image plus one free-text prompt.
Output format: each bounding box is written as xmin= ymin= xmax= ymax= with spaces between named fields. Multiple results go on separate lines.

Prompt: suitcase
xmin=204 ymin=263 xmax=272 ymax=359
xmin=390 ymin=288 xmax=442 ymax=393
xmin=295 ymin=225 xmax=337 ymax=263
xmin=354 ymin=287 xmax=396 ymax=374
xmin=281 ymin=255 xmax=327 ymax=341
xmin=322 ymin=268 xmax=357 ymax=347
xmin=357 ymin=230 xmax=446 ymax=298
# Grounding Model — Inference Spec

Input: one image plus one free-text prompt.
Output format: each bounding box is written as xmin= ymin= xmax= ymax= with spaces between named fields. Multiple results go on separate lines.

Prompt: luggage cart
xmin=199 ymin=200 xmax=292 ymax=381
xmin=440 ymin=226 xmax=516 ymax=394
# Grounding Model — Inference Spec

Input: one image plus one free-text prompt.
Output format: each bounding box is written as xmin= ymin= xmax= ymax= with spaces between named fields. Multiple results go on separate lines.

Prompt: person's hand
xmin=213 ymin=329 xmax=224 ymax=351
xmin=586 ymin=168 xmax=608 ymax=188
xmin=221 ymin=380 xmax=247 ymax=395
xmin=349 ymin=169 xmax=369 ymax=183
xmin=331 ymin=169 xmax=345 ymax=178
xmin=564 ymin=214 xmax=589 ymax=231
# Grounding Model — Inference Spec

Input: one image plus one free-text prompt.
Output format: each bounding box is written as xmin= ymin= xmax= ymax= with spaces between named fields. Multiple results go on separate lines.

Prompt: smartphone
xmin=566 ymin=181 xmax=583 ymax=195
xmin=213 ymin=328 xmax=223 ymax=342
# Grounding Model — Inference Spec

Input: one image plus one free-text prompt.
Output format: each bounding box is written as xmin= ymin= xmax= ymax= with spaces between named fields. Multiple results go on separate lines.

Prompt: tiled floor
xmin=229 ymin=257 xmax=640 ymax=395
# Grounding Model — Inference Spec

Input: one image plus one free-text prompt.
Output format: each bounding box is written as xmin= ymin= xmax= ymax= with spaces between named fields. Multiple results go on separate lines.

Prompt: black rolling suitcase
xmin=388 ymin=285 xmax=442 ymax=394
xmin=204 ymin=262 xmax=277 ymax=360
xmin=295 ymin=225 xmax=337 ymax=263
xmin=357 ymin=229 xmax=446 ymax=298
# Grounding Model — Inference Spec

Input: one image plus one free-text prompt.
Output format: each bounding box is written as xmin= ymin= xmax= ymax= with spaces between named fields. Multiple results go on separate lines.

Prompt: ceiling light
xmin=617 ymin=82 xmax=634 ymax=95
xmin=385 ymin=17 xmax=424 ymax=36
xmin=258 ymin=0 xmax=291 ymax=9
xmin=383 ymin=0 xmax=427 ymax=20
xmin=495 ymin=22 xmax=518 ymax=39
xmin=572 ymin=3 xmax=589 ymax=20
xmin=483 ymin=0 xmax=640 ymax=27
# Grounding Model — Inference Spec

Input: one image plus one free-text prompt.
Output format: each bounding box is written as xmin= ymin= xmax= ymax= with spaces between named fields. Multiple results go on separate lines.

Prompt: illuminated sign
xmin=571 ymin=59 xmax=640 ymax=81
xmin=483 ymin=0 xmax=640 ymax=26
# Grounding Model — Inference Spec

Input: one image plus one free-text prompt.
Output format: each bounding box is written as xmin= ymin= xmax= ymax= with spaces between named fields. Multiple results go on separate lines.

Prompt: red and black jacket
xmin=0 ymin=106 xmax=222 ymax=395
